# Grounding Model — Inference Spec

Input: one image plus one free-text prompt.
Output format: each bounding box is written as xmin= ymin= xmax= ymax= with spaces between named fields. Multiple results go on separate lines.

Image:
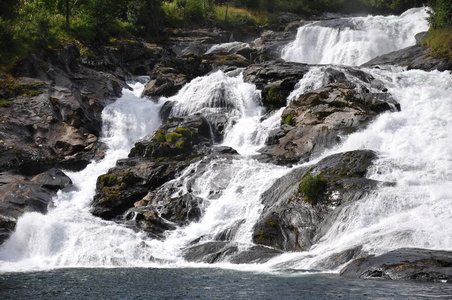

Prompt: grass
xmin=422 ymin=28 xmax=452 ymax=60
xmin=213 ymin=5 xmax=273 ymax=26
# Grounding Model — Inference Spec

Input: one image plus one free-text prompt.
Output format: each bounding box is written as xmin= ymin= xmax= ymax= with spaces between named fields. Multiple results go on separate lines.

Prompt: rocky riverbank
xmin=1 ymin=15 xmax=451 ymax=282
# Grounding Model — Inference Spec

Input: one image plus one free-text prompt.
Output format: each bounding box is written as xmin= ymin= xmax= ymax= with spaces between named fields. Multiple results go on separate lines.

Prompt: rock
xmin=243 ymin=61 xmax=311 ymax=110
xmin=164 ymin=28 xmax=232 ymax=56
xmin=183 ymin=241 xmax=283 ymax=264
xmin=79 ymin=40 xmax=165 ymax=77
xmin=262 ymin=67 xmax=399 ymax=165
xmin=340 ymin=248 xmax=452 ymax=283
xmin=251 ymin=30 xmax=298 ymax=62
xmin=142 ymin=52 xmax=250 ymax=98
xmin=252 ymin=150 xmax=386 ymax=252
xmin=141 ymin=68 xmax=188 ymax=98
xmin=0 ymin=169 xmax=72 ymax=243
xmin=0 ymin=43 xmax=127 ymax=174
xmin=91 ymin=115 xmax=214 ymax=221
xmin=30 ymin=168 xmax=72 ymax=191
xmin=362 ymin=44 xmax=452 ymax=72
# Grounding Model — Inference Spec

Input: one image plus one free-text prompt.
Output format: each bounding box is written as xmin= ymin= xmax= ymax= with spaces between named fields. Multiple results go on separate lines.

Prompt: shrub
xmin=298 ymin=173 xmax=328 ymax=205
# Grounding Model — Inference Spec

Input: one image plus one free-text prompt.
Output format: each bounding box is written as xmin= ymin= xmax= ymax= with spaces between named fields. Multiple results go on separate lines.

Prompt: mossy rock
xmin=262 ymin=85 xmax=287 ymax=110
xmin=0 ymin=77 xmax=45 ymax=100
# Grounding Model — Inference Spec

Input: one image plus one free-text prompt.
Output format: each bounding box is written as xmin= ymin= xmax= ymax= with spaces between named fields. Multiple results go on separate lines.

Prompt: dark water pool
xmin=1 ymin=268 xmax=451 ymax=299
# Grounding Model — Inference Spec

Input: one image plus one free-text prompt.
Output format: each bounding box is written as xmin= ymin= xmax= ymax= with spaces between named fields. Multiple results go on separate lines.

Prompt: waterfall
xmin=263 ymin=67 xmax=452 ymax=271
xmin=281 ymin=7 xmax=429 ymax=66
xmin=0 ymin=82 xmax=164 ymax=271
xmin=1 ymin=7 xmax=450 ymax=273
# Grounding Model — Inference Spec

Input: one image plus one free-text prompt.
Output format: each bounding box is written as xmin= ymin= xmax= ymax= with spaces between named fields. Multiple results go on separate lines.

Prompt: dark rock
xmin=91 ymin=115 xmax=214 ymax=221
xmin=252 ymin=150 xmax=385 ymax=252
xmin=251 ymin=30 xmax=299 ymax=62
xmin=262 ymin=67 xmax=399 ymax=165
xmin=0 ymin=214 xmax=16 ymax=244
xmin=362 ymin=44 xmax=452 ymax=72
xmin=30 ymin=168 xmax=72 ymax=191
xmin=0 ymin=169 xmax=72 ymax=243
xmin=0 ymin=43 xmax=127 ymax=174
xmin=183 ymin=241 xmax=283 ymax=264
xmin=243 ymin=61 xmax=311 ymax=110
xmin=142 ymin=52 xmax=250 ymax=98
xmin=163 ymin=28 xmax=232 ymax=56
xmin=79 ymin=40 xmax=165 ymax=77
xmin=212 ymin=146 xmax=238 ymax=155
xmin=340 ymin=248 xmax=452 ymax=283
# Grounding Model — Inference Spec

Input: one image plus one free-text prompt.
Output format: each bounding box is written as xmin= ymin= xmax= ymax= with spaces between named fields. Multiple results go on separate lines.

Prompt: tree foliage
xmin=428 ymin=0 xmax=452 ymax=28
xmin=0 ymin=0 xmax=443 ymax=66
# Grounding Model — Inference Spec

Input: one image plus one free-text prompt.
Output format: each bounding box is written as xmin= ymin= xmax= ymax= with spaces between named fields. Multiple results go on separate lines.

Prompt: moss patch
xmin=0 ymin=77 xmax=45 ymax=100
xmin=298 ymin=173 xmax=328 ymax=205
xmin=281 ymin=113 xmax=296 ymax=126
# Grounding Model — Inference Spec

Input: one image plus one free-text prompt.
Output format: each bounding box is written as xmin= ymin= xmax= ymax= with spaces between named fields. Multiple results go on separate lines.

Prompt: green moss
xmin=165 ymin=131 xmax=182 ymax=143
xmin=100 ymin=174 xmax=117 ymax=187
xmin=265 ymin=85 xmax=286 ymax=109
xmin=298 ymin=173 xmax=328 ymax=205
xmin=153 ymin=129 xmax=167 ymax=143
xmin=282 ymin=113 xmax=296 ymax=126
xmin=0 ymin=100 xmax=11 ymax=107
xmin=174 ymin=127 xmax=191 ymax=137
xmin=0 ymin=78 xmax=44 ymax=99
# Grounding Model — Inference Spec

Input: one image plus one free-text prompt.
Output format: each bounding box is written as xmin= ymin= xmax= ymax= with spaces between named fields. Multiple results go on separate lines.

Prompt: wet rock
xmin=30 ymin=168 xmax=72 ymax=191
xmin=340 ymin=248 xmax=452 ymax=283
xmin=142 ymin=52 xmax=250 ymax=98
xmin=243 ymin=61 xmax=311 ymax=110
xmin=252 ymin=150 xmax=386 ymax=252
xmin=0 ymin=169 xmax=72 ymax=243
xmin=251 ymin=30 xmax=298 ymax=62
xmin=362 ymin=44 xmax=452 ymax=72
xmin=183 ymin=241 xmax=283 ymax=264
xmin=262 ymin=67 xmax=399 ymax=165
xmin=91 ymin=115 xmax=214 ymax=221
xmin=0 ymin=43 xmax=126 ymax=174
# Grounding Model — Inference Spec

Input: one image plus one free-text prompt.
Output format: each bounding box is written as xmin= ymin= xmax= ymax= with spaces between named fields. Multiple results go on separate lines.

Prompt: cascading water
xmin=1 ymin=7 xmax=450 ymax=276
xmin=0 ymin=82 xmax=164 ymax=271
xmin=262 ymin=67 xmax=452 ymax=271
xmin=281 ymin=7 xmax=429 ymax=66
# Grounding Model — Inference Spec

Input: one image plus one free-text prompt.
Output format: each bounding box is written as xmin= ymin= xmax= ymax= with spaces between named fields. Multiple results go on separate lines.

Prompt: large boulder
xmin=91 ymin=115 xmax=213 ymax=221
xmin=243 ymin=61 xmax=311 ymax=110
xmin=260 ymin=67 xmax=399 ymax=165
xmin=252 ymin=150 xmax=388 ymax=252
xmin=340 ymin=248 xmax=452 ymax=283
xmin=362 ymin=32 xmax=452 ymax=72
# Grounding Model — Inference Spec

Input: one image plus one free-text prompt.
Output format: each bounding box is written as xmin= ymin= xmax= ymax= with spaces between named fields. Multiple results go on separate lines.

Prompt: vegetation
xmin=0 ymin=0 xmax=445 ymax=68
xmin=422 ymin=0 xmax=452 ymax=60
xmin=298 ymin=173 xmax=328 ymax=205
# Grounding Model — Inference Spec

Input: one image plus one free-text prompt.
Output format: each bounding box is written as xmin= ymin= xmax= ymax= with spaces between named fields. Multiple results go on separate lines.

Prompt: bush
xmin=298 ymin=173 xmax=328 ymax=205
xmin=428 ymin=0 xmax=452 ymax=29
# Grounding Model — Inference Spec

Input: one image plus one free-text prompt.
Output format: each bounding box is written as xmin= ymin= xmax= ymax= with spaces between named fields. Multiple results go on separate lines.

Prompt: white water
xmin=263 ymin=67 xmax=452 ymax=271
xmin=0 ymin=82 xmax=165 ymax=271
xmin=281 ymin=7 xmax=429 ymax=66
xmin=1 ymin=8 xmax=451 ymax=274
